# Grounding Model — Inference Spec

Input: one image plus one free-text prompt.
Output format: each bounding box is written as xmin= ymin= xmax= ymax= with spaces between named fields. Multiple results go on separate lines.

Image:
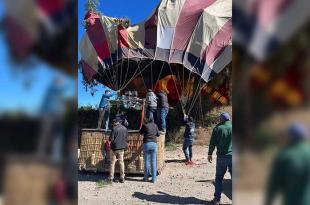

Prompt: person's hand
xmin=208 ymin=155 xmax=212 ymax=163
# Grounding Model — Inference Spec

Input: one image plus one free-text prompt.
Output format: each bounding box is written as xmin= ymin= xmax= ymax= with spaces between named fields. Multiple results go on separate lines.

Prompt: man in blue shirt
xmin=97 ymin=90 xmax=118 ymax=130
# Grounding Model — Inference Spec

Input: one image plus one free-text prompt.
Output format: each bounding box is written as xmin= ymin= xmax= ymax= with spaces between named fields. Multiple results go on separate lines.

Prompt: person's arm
xmin=208 ymin=127 xmax=217 ymax=162
xmin=139 ymin=125 xmax=145 ymax=135
xmin=183 ymin=114 xmax=188 ymax=125
xmin=155 ymin=124 xmax=160 ymax=137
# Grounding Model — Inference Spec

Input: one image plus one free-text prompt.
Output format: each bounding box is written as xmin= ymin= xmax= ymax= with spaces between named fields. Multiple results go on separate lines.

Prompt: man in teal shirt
xmin=208 ymin=112 xmax=232 ymax=205
xmin=97 ymin=90 xmax=118 ymax=130
xmin=265 ymin=123 xmax=310 ymax=205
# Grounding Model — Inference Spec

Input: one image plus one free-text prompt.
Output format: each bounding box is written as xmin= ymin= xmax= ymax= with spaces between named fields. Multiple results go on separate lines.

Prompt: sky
xmin=78 ymin=0 xmax=160 ymax=108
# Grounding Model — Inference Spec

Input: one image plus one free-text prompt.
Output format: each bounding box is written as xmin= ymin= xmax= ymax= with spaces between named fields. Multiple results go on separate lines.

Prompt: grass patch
xmin=165 ymin=142 xmax=178 ymax=151
xmin=96 ymin=180 xmax=107 ymax=188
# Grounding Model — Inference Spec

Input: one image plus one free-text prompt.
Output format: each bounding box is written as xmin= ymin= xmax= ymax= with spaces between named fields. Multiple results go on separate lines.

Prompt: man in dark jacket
xmin=265 ymin=123 xmax=310 ymax=205
xmin=208 ymin=112 xmax=232 ymax=205
xmin=115 ymin=111 xmax=129 ymax=128
xmin=108 ymin=119 xmax=128 ymax=183
xmin=157 ymin=90 xmax=169 ymax=133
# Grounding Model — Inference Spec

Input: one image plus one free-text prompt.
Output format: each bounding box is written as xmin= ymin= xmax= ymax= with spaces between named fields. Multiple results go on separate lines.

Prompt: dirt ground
xmin=78 ymin=145 xmax=232 ymax=205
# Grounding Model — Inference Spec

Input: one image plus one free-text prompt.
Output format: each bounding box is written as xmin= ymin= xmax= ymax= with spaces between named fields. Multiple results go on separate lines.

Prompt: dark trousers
xmin=214 ymin=155 xmax=232 ymax=201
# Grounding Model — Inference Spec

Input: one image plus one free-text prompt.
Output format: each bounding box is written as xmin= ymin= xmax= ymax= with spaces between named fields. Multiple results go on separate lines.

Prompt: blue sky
xmin=78 ymin=0 xmax=160 ymax=108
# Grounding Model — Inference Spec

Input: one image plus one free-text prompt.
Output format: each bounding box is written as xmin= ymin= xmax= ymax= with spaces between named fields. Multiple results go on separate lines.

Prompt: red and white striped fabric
xmin=80 ymin=0 xmax=232 ymax=83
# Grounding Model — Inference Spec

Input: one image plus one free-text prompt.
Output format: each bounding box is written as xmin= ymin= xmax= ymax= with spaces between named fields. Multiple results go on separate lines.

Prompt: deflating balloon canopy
xmin=79 ymin=0 xmax=232 ymax=108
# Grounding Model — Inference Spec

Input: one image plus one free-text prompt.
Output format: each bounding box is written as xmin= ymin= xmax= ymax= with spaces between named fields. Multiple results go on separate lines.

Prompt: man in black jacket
xmin=157 ymin=90 xmax=169 ymax=133
xmin=108 ymin=119 xmax=128 ymax=183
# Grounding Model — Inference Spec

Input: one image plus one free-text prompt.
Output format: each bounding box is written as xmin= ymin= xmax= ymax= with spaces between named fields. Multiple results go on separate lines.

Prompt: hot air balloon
xmin=79 ymin=0 xmax=232 ymax=115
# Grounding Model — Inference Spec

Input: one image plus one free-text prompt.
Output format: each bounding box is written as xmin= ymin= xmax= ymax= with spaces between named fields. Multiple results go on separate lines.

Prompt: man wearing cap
xmin=208 ymin=112 xmax=232 ymax=205
xmin=108 ymin=118 xmax=128 ymax=183
xmin=265 ymin=123 xmax=310 ymax=205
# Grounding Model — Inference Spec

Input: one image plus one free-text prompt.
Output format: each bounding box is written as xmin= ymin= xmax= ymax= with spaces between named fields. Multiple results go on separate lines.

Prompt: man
xmin=183 ymin=114 xmax=195 ymax=165
xmin=265 ymin=123 xmax=310 ymax=205
xmin=97 ymin=90 xmax=118 ymax=130
xmin=208 ymin=112 xmax=232 ymax=205
xmin=145 ymin=89 xmax=157 ymax=123
xmin=108 ymin=119 xmax=128 ymax=183
xmin=139 ymin=117 xmax=160 ymax=183
xmin=157 ymin=90 xmax=169 ymax=133
xmin=115 ymin=111 xmax=129 ymax=128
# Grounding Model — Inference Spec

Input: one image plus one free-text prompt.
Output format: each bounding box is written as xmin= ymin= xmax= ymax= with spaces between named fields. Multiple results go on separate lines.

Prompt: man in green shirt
xmin=208 ymin=112 xmax=232 ymax=205
xmin=265 ymin=123 xmax=310 ymax=205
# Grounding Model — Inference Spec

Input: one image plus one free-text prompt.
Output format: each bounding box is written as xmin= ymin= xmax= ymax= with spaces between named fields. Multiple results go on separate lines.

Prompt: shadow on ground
xmin=132 ymin=191 xmax=206 ymax=204
xmin=132 ymin=191 xmax=232 ymax=205
xmin=196 ymin=179 xmax=232 ymax=200
xmin=165 ymin=159 xmax=186 ymax=163
xmin=78 ymin=172 xmax=144 ymax=182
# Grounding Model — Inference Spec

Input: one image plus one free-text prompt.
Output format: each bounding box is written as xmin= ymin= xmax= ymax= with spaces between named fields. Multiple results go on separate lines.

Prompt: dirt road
xmin=78 ymin=145 xmax=232 ymax=205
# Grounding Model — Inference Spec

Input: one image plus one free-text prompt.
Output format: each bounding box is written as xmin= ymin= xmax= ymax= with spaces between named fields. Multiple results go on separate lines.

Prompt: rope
xmin=119 ymin=60 xmax=154 ymax=91
xmin=153 ymin=61 xmax=165 ymax=91
xmin=168 ymin=64 xmax=185 ymax=114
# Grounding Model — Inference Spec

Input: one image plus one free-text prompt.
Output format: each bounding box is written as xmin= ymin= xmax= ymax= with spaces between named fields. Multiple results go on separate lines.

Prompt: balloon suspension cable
xmin=119 ymin=59 xmax=154 ymax=91
xmin=187 ymin=69 xmax=208 ymax=116
xmin=167 ymin=64 xmax=185 ymax=113
xmin=119 ymin=55 xmax=130 ymax=90
xmin=178 ymin=57 xmax=201 ymax=114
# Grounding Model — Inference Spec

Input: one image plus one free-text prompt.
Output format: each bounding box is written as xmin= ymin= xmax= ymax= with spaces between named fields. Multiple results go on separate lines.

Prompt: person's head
xmin=219 ymin=112 xmax=231 ymax=122
xmin=287 ymin=123 xmax=308 ymax=143
xmin=105 ymin=90 xmax=111 ymax=94
xmin=112 ymin=118 xmax=120 ymax=126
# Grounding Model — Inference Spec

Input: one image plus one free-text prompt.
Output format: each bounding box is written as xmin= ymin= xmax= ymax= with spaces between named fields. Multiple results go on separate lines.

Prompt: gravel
xmin=78 ymin=145 xmax=232 ymax=205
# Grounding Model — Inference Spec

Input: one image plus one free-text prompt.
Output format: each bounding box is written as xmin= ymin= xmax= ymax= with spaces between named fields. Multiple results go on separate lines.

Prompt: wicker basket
xmin=78 ymin=129 xmax=165 ymax=174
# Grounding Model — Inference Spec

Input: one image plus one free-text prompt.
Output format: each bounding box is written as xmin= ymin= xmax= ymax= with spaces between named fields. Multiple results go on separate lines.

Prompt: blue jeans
xmin=159 ymin=107 xmax=169 ymax=131
xmin=214 ymin=155 xmax=232 ymax=201
xmin=143 ymin=142 xmax=158 ymax=182
xmin=183 ymin=140 xmax=193 ymax=160
xmin=147 ymin=107 xmax=157 ymax=123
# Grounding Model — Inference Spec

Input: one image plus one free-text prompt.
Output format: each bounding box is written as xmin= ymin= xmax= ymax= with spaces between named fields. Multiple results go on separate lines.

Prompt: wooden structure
xmin=78 ymin=129 xmax=165 ymax=174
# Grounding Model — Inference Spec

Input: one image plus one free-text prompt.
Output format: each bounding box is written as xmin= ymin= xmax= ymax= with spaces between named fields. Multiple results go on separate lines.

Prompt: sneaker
xmin=107 ymin=179 xmax=113 ymax=184
xmin=189 ymin=160 xmax=195 ymax=165
xmin=185 ymin=160 xmax=191 ymax=165
xmin=119 ymin=178 xmax=125 ymax=183
xmin=212 ymin=199 xmax=220 ymax=205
